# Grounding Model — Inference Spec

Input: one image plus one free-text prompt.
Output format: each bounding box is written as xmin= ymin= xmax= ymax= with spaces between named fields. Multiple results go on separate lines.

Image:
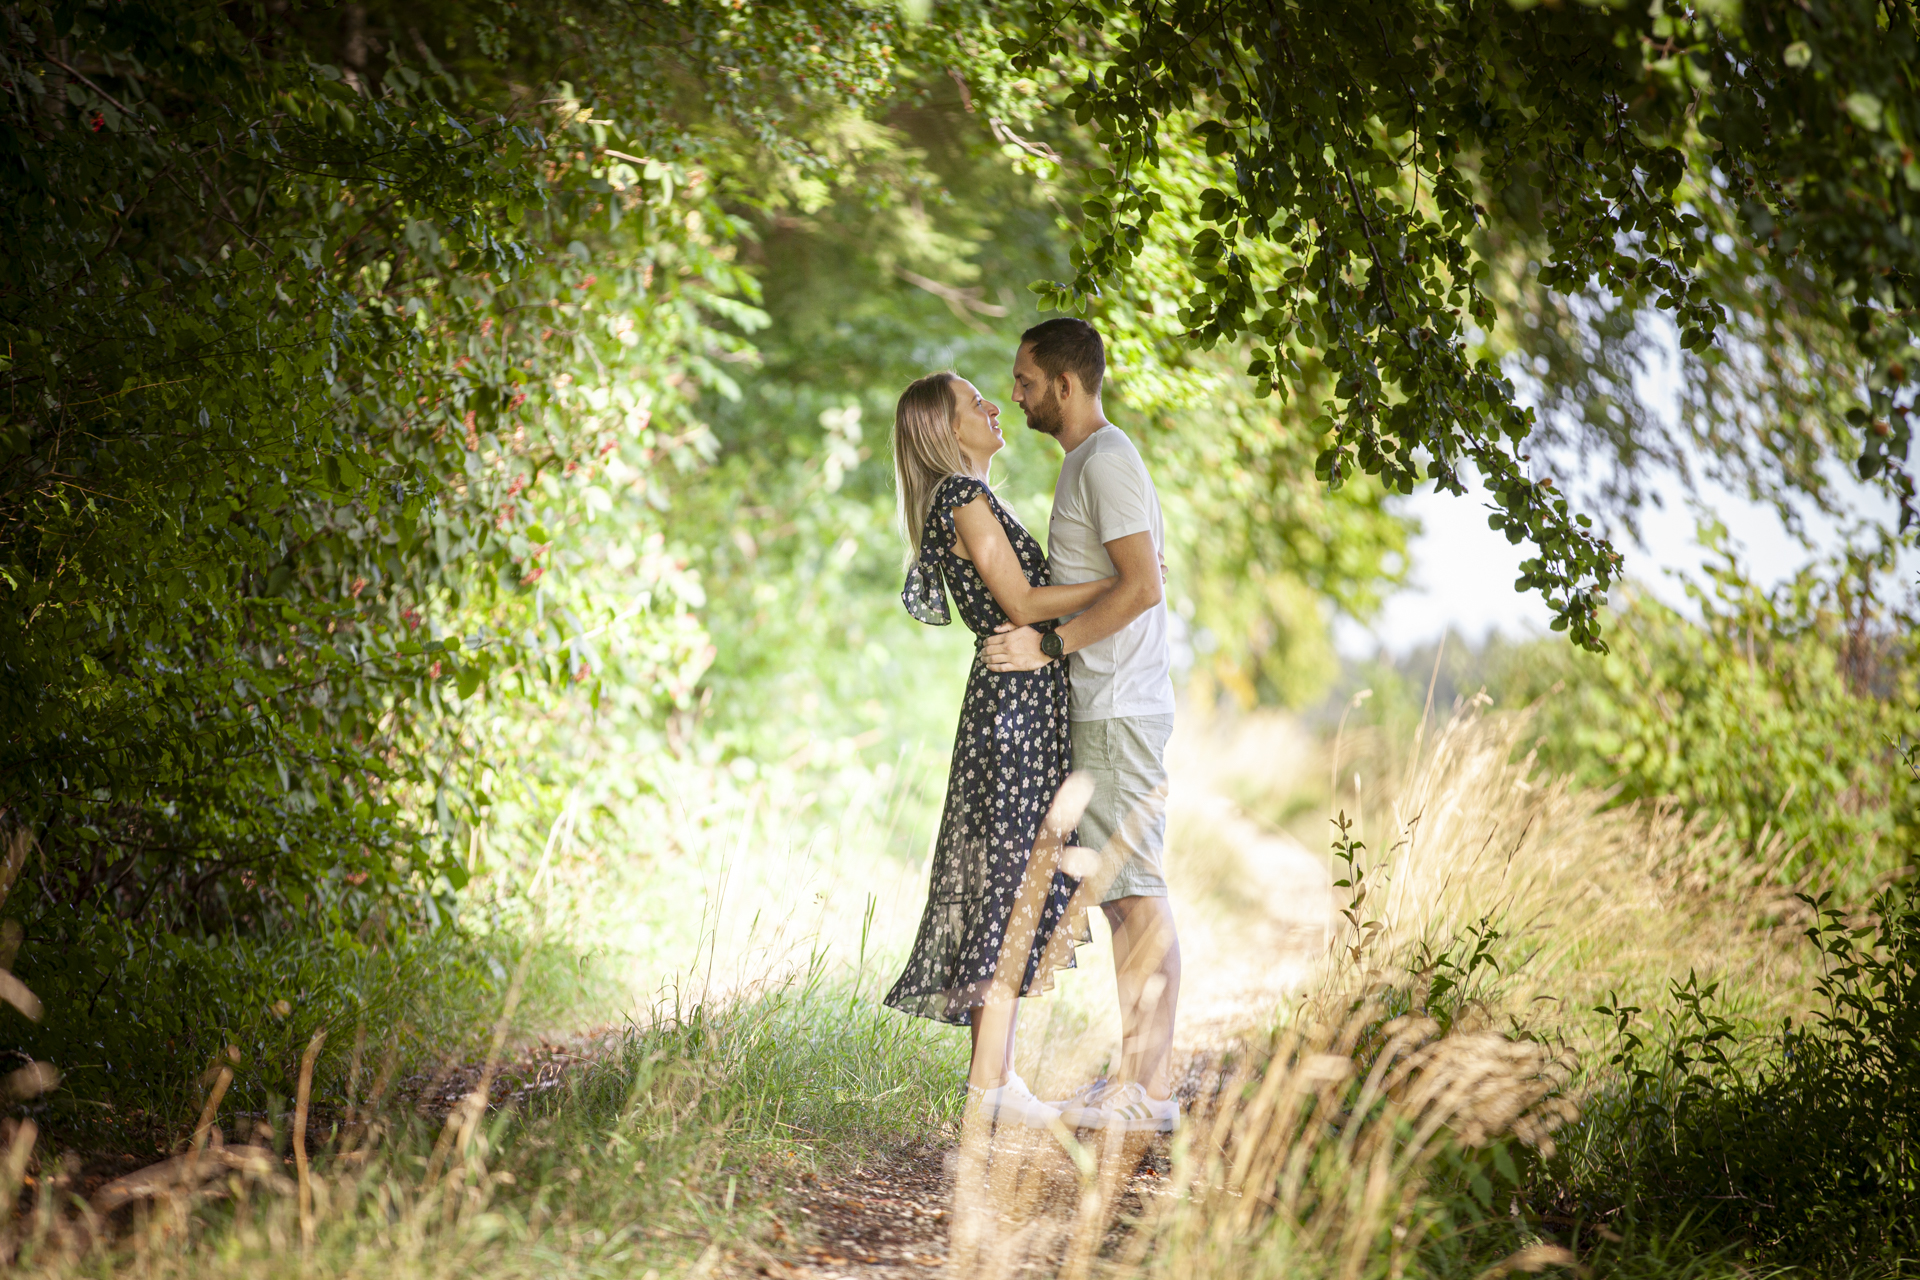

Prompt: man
xmin=983 ymin=317 xmax=1182 ymax=1133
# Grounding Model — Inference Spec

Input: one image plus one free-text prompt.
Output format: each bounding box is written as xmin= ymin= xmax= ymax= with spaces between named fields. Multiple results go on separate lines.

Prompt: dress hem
xmin=880 ymin=915 xmax=1094 ymax=1027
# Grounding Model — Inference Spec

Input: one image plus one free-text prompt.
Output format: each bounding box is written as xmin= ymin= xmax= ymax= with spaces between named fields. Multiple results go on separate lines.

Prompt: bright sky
xmin=1334 ymin=323 xmax=1920 ymax=658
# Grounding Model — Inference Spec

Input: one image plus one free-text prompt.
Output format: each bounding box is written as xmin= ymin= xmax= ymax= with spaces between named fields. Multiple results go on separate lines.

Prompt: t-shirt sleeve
xmin=1080 ymin=451 xmax=1156 ymax=545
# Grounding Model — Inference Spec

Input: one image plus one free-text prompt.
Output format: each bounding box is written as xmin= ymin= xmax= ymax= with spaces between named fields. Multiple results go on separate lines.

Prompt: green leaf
xmin=1844 ymin=92 xmax=1884 ymax=132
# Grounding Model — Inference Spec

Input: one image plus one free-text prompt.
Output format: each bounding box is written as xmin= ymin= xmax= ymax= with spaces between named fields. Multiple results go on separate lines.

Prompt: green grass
xmin=13 ymin=956 xmax=963 ymax=1279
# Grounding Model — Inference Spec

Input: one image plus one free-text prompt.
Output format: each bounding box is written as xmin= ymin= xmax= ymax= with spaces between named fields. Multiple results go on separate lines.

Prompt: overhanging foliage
xmin=0 ymin=0 xmax=903 ymax=927
xmin=1003 ymin=0 xmax=1920 ymax=649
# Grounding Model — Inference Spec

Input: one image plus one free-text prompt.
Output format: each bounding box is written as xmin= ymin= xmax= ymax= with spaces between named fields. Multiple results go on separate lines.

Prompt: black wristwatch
xmin=1040 ymin=630 xmax=1065 ymax=660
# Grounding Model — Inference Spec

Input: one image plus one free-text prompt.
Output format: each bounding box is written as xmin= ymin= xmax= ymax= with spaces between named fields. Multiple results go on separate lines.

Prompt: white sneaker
xmin=1042 ymin=1077 xmax=1110 ymax=1113
xmin=964 ymin=1074 xmax=1060 ymax=1128
xmin=1056 ymin=1080 xmax=1180 ymax=1133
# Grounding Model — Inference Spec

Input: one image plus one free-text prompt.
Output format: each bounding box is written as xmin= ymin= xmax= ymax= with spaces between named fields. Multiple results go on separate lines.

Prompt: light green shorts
xmin=1070 ymin=714 xmax=1174 ymax=904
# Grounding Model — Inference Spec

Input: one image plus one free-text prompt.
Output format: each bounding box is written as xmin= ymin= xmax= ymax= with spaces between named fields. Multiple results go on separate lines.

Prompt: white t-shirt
xmin=1047 ymin=425 xmax=1176 ymax=721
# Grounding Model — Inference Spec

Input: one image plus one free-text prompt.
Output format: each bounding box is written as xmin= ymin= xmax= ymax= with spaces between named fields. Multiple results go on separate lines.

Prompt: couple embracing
xmin=882 ymin=318 xmax=1182 ymax=1134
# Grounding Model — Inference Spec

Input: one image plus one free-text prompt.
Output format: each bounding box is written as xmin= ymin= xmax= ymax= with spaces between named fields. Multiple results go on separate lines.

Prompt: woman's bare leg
xmin=967 ymin=998 xmax=1022 ymax=1089
xmin=969 ymin=775 xmax=1089 ymax=1092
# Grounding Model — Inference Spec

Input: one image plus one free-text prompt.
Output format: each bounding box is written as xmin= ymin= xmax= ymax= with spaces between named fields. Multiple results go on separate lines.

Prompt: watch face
xmin=1042 ymin=631 xmax=1064 ymax=659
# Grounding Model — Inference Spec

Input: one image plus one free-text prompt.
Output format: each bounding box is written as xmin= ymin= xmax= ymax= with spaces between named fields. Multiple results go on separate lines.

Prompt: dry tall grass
xmin=1171 ymin=700 xmax=1818 ymax=1033
xmin=937 ymin=700 xmax=1818 ymax=1280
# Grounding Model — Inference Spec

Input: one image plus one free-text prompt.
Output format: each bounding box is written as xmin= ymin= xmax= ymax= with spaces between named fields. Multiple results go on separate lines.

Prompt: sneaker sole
xmin=967 ymin=1101 xmax=1069 ymax=1129
xmin=1058 ymin=1109 xmax=1179 ymax=1133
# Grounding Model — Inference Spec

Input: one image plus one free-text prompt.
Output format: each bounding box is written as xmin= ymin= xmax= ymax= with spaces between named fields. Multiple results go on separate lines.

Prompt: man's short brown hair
xmin=1020 ymin=317 xmax=1105 ymax=397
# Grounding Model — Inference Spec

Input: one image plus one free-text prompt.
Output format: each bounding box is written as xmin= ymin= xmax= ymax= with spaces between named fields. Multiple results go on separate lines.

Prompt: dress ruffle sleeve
xmin=901 ymin=475 xmax=991 ymax=627
xmin=902 ymin=560 xmax=950 ymax=626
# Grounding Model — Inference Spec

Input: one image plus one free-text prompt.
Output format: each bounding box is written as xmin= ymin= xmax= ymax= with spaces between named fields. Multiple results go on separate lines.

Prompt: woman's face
xmin=950 ymin=378 xmax=1003 ymax=472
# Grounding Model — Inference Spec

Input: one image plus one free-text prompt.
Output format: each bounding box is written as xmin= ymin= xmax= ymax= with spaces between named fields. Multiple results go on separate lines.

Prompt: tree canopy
xmin=1003 ymin=0 xmax=1919 ymax=647
xmin=3 ymin=0 xmax=1913 ymax=956
xmin=0 ymin=0 xmax=915 ymax=928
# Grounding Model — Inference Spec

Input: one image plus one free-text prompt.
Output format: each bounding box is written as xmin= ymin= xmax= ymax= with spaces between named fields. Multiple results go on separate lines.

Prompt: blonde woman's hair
xmin=892 ymin=372 xmax=969 ymax=568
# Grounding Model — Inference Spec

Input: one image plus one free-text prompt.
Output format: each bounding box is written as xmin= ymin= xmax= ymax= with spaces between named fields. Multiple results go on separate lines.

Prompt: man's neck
xmin=1055 ymin=411 xmax=1111 ymax=455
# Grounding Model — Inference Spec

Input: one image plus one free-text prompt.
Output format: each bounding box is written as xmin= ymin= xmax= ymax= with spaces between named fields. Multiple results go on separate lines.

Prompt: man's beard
xmin=1023 ymin=385 xmax=1064 ymax=436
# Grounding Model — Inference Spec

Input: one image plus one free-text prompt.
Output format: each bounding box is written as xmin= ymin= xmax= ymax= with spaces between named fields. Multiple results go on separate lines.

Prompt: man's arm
xmin=982 ymin=531 xmax=1162 ymax=672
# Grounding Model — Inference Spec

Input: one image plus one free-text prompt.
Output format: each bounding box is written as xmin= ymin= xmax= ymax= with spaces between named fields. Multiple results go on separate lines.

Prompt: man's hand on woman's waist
xmin=985 ymin=532 xmax=1162 ymax=673
xmin=983 ymin=622 xmax=1050 ymax=672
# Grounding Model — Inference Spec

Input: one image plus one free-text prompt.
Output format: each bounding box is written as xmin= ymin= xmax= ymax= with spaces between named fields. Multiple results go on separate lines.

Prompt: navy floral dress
xmin=884 ymin=474 xmax=1087 ymax=1025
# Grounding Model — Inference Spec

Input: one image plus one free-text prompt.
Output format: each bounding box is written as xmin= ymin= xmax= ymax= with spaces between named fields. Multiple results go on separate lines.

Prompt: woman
xmin=882 ymin=371 xmax=1115 ymax=1127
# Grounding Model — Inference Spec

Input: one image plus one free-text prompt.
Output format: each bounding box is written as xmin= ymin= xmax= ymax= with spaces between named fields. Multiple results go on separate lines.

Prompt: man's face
xmin=1011 ymin=344 xmax=1064 ymax=437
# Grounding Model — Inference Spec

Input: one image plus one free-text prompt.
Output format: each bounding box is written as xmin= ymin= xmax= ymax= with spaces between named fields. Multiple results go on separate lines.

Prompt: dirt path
xmin=762 ymin=1046 xmax=1252 ymax=1279
xmin=767 ymin=1141 xmax=955 ymax=1277
xmin=767 ymin=1111 xmax=1176 ymax=1279
xmin=761 ymin=790 xmax=1331 ymax=1277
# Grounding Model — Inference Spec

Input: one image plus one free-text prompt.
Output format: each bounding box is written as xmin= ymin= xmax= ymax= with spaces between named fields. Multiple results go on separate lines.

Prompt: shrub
xmin=1584 ymin=873 xmax=1920 ymax=1268
xmin=7 ymin=898 xmax=538 ymax=1149
xmin=1507 ymin=536 xmax=1920 ymax=894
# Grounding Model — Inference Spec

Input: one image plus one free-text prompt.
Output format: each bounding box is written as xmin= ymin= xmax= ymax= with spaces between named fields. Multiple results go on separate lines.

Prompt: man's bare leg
xmin=1101 ymin=895 xmax=1181 ymax=1100
xmin=967 ymin=997 xmax=1021 ymax=1089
